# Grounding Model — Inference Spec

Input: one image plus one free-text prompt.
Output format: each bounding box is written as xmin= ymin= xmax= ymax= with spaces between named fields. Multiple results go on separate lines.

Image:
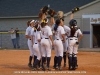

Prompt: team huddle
xmin=25 ymin=7 xmax=83 ymax=71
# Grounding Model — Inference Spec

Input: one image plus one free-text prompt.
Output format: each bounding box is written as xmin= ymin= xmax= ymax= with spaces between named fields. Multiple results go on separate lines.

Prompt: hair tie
xmin=71 ymin=26 xmax=73 ymax=28
xmin=34 ymin=27 xmax=37 ymax=31
xmin=41 ymin=20 xmax=46 ymax=23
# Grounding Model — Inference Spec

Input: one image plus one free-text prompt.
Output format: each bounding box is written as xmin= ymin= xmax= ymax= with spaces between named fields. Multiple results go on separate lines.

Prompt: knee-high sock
xmin=63 ymin=52 xmax=66 ymax=64
xmin=38 ymin=59 xmax=41 ymax=67
xmin=29 ymin=56 xmax=32 ymax=64
xmin=47 ymin=57 xmax=51 ymax=68
xmin=33 ymin=55 xmax=37 ymax=65
xmin=58 ymin=56 xmax=62 ymax=68
xmin=34 ymin=59 xmax=39 ymax=68
xmin=44 ymin=57 xmax=46 ymax=63
xmin=42 ymin=57 xmax=46 ymax=67
xmin=54 ymin=56 xmax=57 ymax=67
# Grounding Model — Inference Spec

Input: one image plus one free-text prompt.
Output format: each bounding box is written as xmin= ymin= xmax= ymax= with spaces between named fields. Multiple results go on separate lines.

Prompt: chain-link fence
xmin=0 ymin=32 xmax=28 ymax=49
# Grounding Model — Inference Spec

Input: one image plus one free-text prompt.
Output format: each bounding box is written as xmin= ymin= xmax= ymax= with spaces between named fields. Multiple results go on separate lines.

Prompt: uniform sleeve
xmin=48 ymin=27 xmax=52 ymax=36
xmin=64 ymin=26 xmax=70 ymax=33
xmin=61 ymin=27 xmax=65 ymax=34
xmin=78 ymin=29 xmax=82 ymax=35
xmin=31 ymin=28 xmax=34 ymax=36
xmin=25 ymin=28 xmax=29 ymax=35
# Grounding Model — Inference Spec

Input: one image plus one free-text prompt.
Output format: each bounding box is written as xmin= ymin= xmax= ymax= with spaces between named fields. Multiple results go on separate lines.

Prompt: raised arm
xmin=50 ymin=17 xmax=55 ymax=28
xmin=41 ymin=13 xmax=47 ymax=20
xmin=70 ymin=13 xmax=74 ymax=20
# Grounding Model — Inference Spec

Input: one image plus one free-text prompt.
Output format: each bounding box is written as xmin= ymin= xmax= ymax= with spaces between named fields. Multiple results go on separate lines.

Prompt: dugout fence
xmin=0 ymin=31 xmax=28 ymax=49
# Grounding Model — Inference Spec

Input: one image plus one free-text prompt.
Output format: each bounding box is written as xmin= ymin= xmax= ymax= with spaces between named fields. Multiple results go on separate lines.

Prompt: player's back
xmin=55 ymin=26 xmax=65 ymax=40
xmin=41 ymin=26 xmax=52 ymax=39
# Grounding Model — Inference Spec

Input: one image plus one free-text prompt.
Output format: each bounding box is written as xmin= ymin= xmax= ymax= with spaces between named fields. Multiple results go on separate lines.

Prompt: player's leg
xmin=38 ymin=44 xmax=42 ymax=68
xmin=37 ymin=44 xmax=42 ymax=68
xmin=27 ymin=40 xmax=34 ymax=68
xmin=57 ymin=40 xmax=63 ymax=70
xmin=68 ymin=38 xmax=77 ymax=70
xmin=64 ymin=38 xmax=69 ymax=67
xmin=68 ymin=44 xmax=73 ymax=70
xmin=41 ymin=39 xmax=46 ymax=71
xmin=63 ymin=51 xmax=66 ymax=67
xmin=45 ymin=40 xmax=51 ymax=70
xmin=32 ymin=44 xmax=41 ymax=70
xmin=63 ymin=42 xmax=67 ymax=67
xmin=73 ymin=44 xmax=78 ymax=69
xmin=53 ymin=41 xmax=59 ymax=69
xmin=33 ymin=55 xmax=37 ymax=65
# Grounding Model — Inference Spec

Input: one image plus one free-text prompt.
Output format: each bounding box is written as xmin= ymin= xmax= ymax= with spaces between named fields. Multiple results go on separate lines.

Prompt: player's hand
xmin=76 ymin=42 xmax=79 ymax=45
xmin=62 ymin=40 xmax=65 ymax=43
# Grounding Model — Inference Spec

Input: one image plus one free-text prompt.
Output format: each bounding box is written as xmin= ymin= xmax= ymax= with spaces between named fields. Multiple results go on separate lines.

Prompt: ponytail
xmin=41 ymin=18 xmax=48 ymax=28
xmin=54 ymin=19 xmax=61 ymax=31
xmin=41 ymin=22 xmax=46 ymax=28
xmin=34 ymin=24 xmax=40 ymax=32
xmin=34 ymin=27 xmax=37 ymax=32
xmin=54 ymin=24 xmax=58 ymax=31
xmin=70 ymin=26 xmax=77 ymax=37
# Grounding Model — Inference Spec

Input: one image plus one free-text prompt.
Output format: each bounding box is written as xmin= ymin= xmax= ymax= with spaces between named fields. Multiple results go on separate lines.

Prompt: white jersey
xmin=54 ymin=26 xmax=65 ymax=40
xmin=32 ymin=31 xmax=41 ymax=44
xmin=63 ymin=25 xmax=70 ymax=38
xmin=31 ymin=28 xmax=34 ymax=36
xmin=25 ymin=26 xmax=35 ymax=56
xmin=25 ymin=26 xmax=32 ymax=37
xmin=74 ymin=29 xmax=82 ymax=37
xmin=68 ymin=28 xmax=82 ymax=55
xmin=41 ymin=26 xmax=52 ymax=39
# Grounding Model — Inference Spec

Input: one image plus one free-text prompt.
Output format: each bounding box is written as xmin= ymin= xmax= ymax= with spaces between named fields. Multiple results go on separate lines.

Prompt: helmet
xmin=69 ymin=19 xmax=77 ymax=26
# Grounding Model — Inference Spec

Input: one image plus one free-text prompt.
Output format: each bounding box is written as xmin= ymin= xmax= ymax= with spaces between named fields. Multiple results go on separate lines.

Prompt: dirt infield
xmin=0 ymin=50 xmax=100 ymax=75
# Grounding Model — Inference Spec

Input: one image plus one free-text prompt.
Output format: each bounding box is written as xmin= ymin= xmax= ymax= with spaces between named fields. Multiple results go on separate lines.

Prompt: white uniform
xmin=68 ymin=29 xmax=82 ymax=54
xmin=68 ymin=27 xmax=82 ymax=70
xmin=63 ymin=25 xmax=70 ymax=52
xmin=32 ymin=31 xmax=41 ymax=60
xmin=25 ymin=26 xmax=34 ymax=56
xmin=54 ymin=26 xmax=65 ymax=57
xmin=40 ymin=25 xmax=53 ymax=70
xmin=40 ymin=26 xmax=52 ymax=57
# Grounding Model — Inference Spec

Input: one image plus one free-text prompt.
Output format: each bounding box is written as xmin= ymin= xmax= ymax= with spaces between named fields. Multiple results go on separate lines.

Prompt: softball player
xmin=40 ymin=18 xmax=54 ymax=71
xmin=68 ymin=19 xmax=83 ymax=70
xmin=51 ymin=17 xmax=70 ymax=68
xmin=53 ymin=18 xmax=66 ymax=70
xmin=63 ymin=25 xmax=70 ymax=67
xmin=25 ymin=20 xmax=35 ymax=68
xmin=31 ymin=23 xmax=41 ymax=70
xmin=60 ymin=18 xmax=71 ymax=67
